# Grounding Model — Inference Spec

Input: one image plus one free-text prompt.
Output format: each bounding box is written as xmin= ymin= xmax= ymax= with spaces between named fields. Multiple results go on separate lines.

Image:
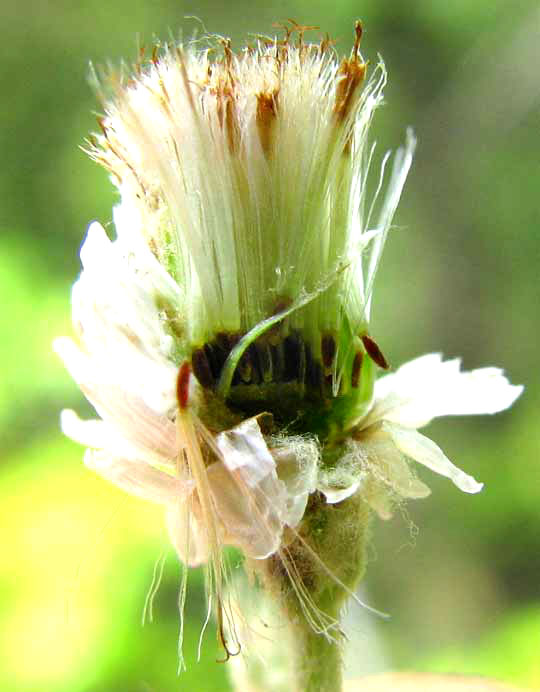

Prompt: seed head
xmin=88 ymin=23 xmax=415 ymax=432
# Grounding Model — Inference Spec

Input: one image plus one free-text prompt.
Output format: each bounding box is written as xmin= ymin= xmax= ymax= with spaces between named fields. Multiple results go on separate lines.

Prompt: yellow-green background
xmin=1 ymin=1 xmax=538 ymax=690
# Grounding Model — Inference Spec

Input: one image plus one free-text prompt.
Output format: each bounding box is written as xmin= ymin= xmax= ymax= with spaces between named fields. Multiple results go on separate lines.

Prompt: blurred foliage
xmin=1 ymin=0 xmax=538 ymax=690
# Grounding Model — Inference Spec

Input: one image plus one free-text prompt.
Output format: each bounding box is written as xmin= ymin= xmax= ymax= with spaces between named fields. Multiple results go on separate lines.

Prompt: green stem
xmin=293 ymin=618 xmax=343 ymax=692
xmin=248 ymin=493 xmax=371 ymax=692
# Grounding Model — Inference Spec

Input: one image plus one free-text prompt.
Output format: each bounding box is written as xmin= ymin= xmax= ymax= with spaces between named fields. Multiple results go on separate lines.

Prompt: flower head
xmin=55 ymin=21 xmax=522 ymax=664
xmin=87 ymin=21 xmax=415 ymax=433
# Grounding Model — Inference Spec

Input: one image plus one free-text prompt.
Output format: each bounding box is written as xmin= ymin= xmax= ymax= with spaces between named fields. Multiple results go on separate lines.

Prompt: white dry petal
xmin=364 ymin=128 xmax=416 ymax=320
xmin=319 ymin=482 xmax=362 ymax=505
xmin=317 ymin=440 xmax=367 ymax=504
xmin=271 ymin=437 xmax=319 ymax=525
xmin=207 ymin=462 xmax=284 ymax=559
xmin=112 ymin=202 xmax=184 ymax=307
xmin=349 ymin=354 xmax=523 ymax=505
xmin=367 ymin=353 xmax=523 ymax=429
xmin=386 ymin=423 xmax=484 ymax=494
xmin=359 ymin=428 xmax=432 ymax=499
xmin=84 ymin=449 xmax=191 ymax=504
xmin=166 ymin=502 xmax=210 ymax=568
xmin=318 ymin=429 xmax=431 ymax=509
xmin=211 ymin=417 xmax=289 ymax=558
xmin=362 ymin=484 xmax=394 ymax=520
xmin=71 ymin=222 xmax=180 ymax=414
xmin=54 ymin=338 xmax=178 ymax=463
xmin=216 ymin=418 xmax=277 ymax=488
xmin=317 ymin=445 xmax=365 ymax=505
xmin=282 ymin=493 xmax=310 ymax=529
xmin=61 ymin=408 xmax=134 ymax=457
xmin=271 ymin=438 xmax=319 ymax=497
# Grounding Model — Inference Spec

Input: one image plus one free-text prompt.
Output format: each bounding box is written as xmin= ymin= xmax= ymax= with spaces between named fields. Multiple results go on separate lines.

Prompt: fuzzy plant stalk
xmin=54 ymin=21 xmax=523 ymax=692
xmin=250 ymin=492 xmax=372 ymax=691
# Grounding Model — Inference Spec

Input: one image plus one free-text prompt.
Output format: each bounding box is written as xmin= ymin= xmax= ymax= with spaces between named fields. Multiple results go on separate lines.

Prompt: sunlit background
xmin=1 ymin=1 xmax=539 ymax=690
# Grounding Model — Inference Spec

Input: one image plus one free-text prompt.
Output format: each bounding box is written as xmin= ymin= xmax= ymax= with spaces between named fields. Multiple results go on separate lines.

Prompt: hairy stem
xmin=248 ymin=492 xmax=371 ymax=692
xmin=292 ymin=610 xmax=344 ymax=692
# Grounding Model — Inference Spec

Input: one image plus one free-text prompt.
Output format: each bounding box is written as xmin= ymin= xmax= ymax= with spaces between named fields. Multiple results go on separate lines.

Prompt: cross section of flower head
xmin=54 ymin=21 xmax=522 ymax=661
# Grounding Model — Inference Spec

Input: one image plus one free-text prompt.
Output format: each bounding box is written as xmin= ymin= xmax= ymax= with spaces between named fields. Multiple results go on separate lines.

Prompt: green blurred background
xmin=1 ymin=1 xmax=538 ymax=690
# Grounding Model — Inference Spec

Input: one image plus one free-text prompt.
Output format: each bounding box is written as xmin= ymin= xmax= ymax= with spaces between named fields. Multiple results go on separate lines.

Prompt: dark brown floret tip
xmin=237 ymin=348 xmax=254 ymax=384
xmin=305 ymin=343 xmax=324 ymax=392
xmin=255 ymin=342 xmax=273 ymax=382
xmin=351 ymin=350 xmax=363 ymax=388
xmin=176 ymin=362 xmax=191 ymax=409
xmin=191 ymin=347 xmax=215 ymax=388
xmin=192 ymin=329 xmax=340 ymax=399
xmin=361 ymin=335 xmax=389 ymax=369
xmin=321 ymin=333 xmax=337 ymax=369
xmin=333 ymin=23 xmax=366 ymax=124
xmin=256 ymin=89 xmax=279 ymax=156
xmin=283 ymin=333 xmax=302 ymax=382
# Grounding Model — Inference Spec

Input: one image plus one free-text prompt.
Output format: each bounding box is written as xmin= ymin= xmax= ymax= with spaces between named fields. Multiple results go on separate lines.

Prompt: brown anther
xmin=283 ymin=333 xmax=302 ymax=382
xmin=333 ymin=56 xmax=366 ymax=124
xmin=321 ymin=333 xmax=337 ymax=370
xmin=225 ymin=94 xmax=240 ymax=154
xmin=256 ymin=89 xmax=279 ymax=156
xmin=319 ymin=33 xmax=336 ymax=56
xmin=307 ymin=357 xmax=324 ymax=393
xmin=151 ymin=44 xmax=159 ymax=67
xmin=176 ymin=362 xmax=191 ymax=409
xmin=203 ymin=343 xmax=220 ymax=380
xmin=333 ymin=22 xmax=367 ymax=127
xmin=191 ymin=348 xmax=215 ymax=388
xmin=256 ymin=342 xmax=273 ymax=383
xmin=222 ymin=38 xmax=234 ymax=76
xmin=236 ymin=347 xmax=254 ymax=384
xmin=353 ymin=20 xmax=363 ymax=59
xmin=215 ymin=331 xmax=235 ymax=352
xmin=361 ymin=335 xmax=389 ymax=370
xmin=351 ymin=351 xmax=363 ymax=388
xmin=216 ymin=84 xmax=240 ymax=155
xmin=270 ymin=342 xmax=284 ymax=379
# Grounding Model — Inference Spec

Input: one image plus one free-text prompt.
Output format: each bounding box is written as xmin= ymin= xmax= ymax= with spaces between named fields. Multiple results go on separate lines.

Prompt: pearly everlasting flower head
xmin=85 ymin=21 xmax=413 ymax=436
xmin=54 ymin=21 xmax=522 ymax=660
